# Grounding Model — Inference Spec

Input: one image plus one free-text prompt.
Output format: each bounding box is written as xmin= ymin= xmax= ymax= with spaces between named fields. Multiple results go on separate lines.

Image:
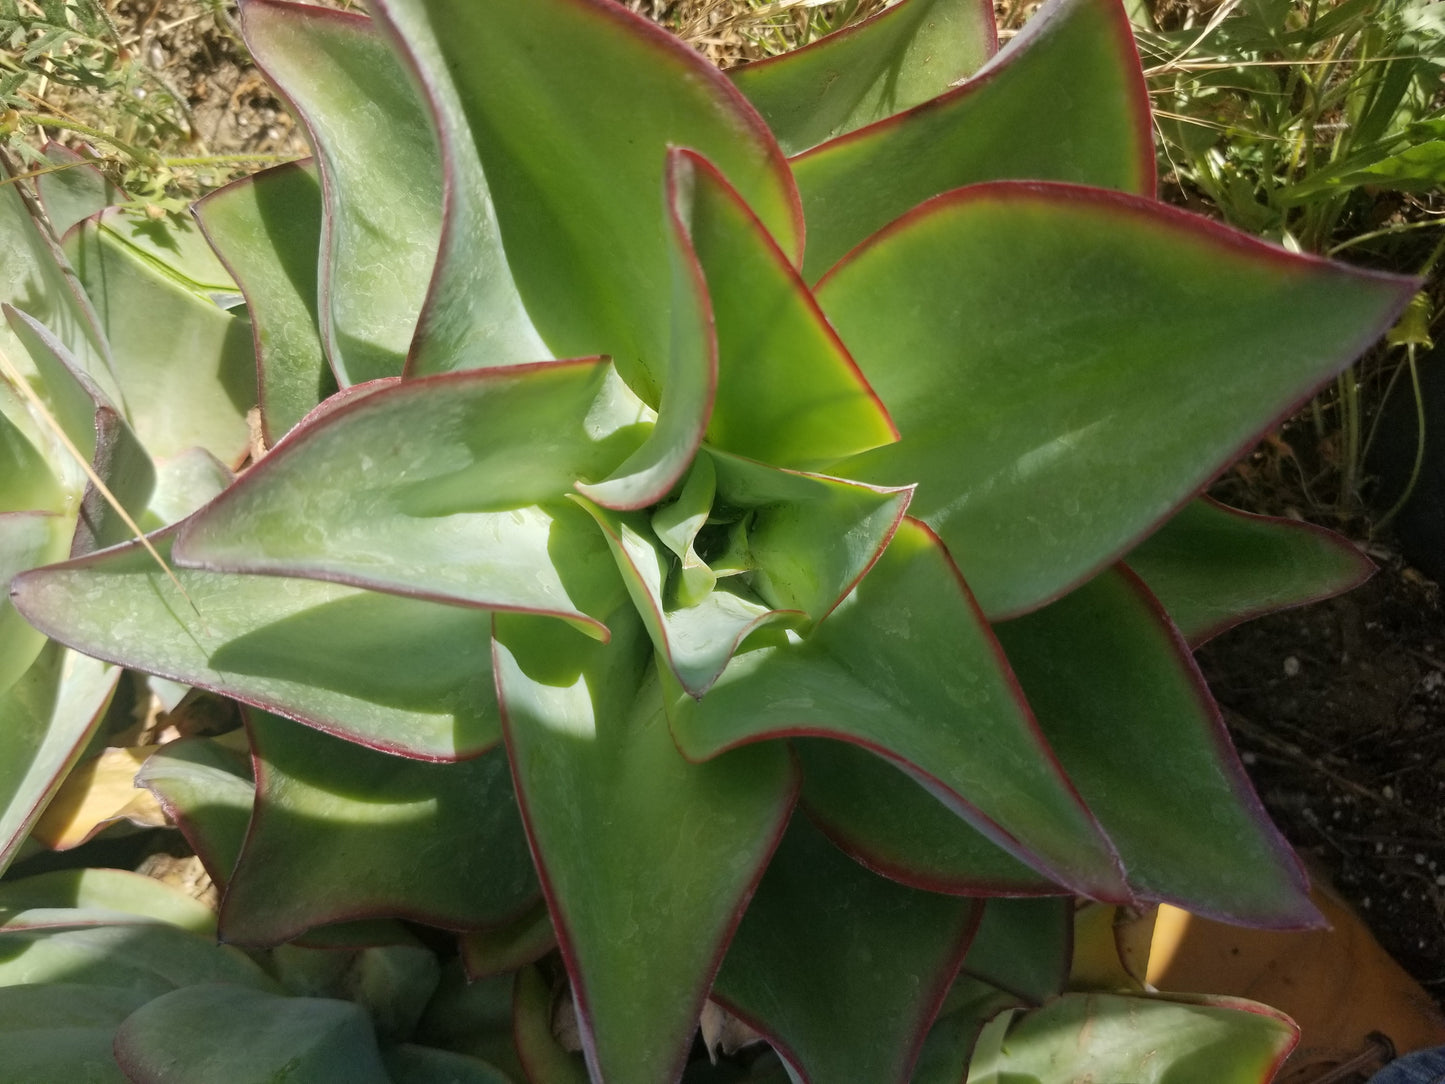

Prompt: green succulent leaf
xmin=578 ymin=496 xmax=797 ymax=698
xmin=672 ymin=149 xmax=896 ymax=469
xmin=709 ymin=450 xmax=912 ymax=623
xmin=573 ymin=156 xmax=717 ymax=510
xmin=340 ymin=4 xmax=543 ymax=379
xmin=0 ymin=983 xmax=134 ymax=1083
xmin=0 ymin=409 xmax=63 ymax=516
xmin=1127 ymin=497 xmax=1375 ymax=645
xmin=415 ymin=964 xmax=529 ymax=1079
xmin=0 ymin=921 xmax=280 ymax=999
xmin=0 ymin=158 xmax=111 ymax=397
xmin=0 ymin=642 xmax=118 ymax=874
xmin=795 ymin=739 xmax=1055 ymax=894
xmin=242 ymin=0 xmax=440 ymax=386
xmin=712 ymin=814 xmax=981 ymax=1084
xmin=911 ymin=976 xmax=1025 ymax=1084
xmin=34 ymin=144 xmax=122 ymax=239
xmin=174 ymin=361 xmax=637 ymax=638
xmin=6 ymin=306 xmax=155 ymax=552
xmin=218 ymin=709 xmax=538 ymax=946
xmin=113 ymin=983 xmax=393 ymax=1084
xmin=495 ymin=608 xmax=798 ymax=1084
xmin=84 ymin=203 xmax=236 ymax=298
xmin=460 ymin=897 xmax=557 ymax=980
xmin=196 ymin=160 xmax=335 ymax=442
xmin=651 ymin=453 xmax=719 ymax=608
xmin=369 ymin=0 xmax=801 ymax=396
xmin=513 ymin=964 xmax=590 ymax=1084
xmin=729 ymin=0 xmax=997 ymax=156
xmin=0 ymin=982 xmax=148 ymax=1032
xmin=341 ymin=938 xmax=443 ymax=1043
xmin=793 ymin=0 xmax=1154 ymax=279
xmin=960 ymin=898 xmax=1072 ymax=1003
xmin=145 ymin=447 xmax=234 ymax=529
xmin=670 ymin=518 xmax=1128 ymax=900
xmin=0 ymin=868 xmax=216 ymax=935
xmin=135 ymin=735 xmax=254 ymax=889
xmin=995 ymin=567 xmax=1318 ymax=927
xmin=11 ymin=533 xmax=502 ymax=759
xmin=384 ymin=1044 xmax=517 ymax=1084
xmin=0 ymin=511 xmax=69 ymax=692
xmin=4 ymin=304 xmax=105 ymax=466
xmin=66 ymin=208 xmax=254 ymax=464
xmin=964 ymin=992 xmax=1297 ymax=1084
xmin=820 ymin=182 xmax=1417 ymax=618
xmin=74 ymin=405 xmax=154 ymax=553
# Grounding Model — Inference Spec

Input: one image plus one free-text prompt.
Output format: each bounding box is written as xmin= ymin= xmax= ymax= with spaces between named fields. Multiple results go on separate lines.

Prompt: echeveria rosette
xmin=0 ymin=868 xmax=521 ymax=1081
xmin=4 ymin=0 xmax=1419 ymax=1080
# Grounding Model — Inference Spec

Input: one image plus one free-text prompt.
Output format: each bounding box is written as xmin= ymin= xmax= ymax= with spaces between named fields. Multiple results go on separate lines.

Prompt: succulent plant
xmin=0 ymin=0 xmax=1417 ymax=1080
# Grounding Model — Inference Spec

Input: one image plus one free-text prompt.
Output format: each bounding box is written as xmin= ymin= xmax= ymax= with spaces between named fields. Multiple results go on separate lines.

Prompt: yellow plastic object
xmin=1071 ymin=900 xmax=1158 ymax=990
xmin=1149 ymin=883 xmax=1445 ymax=1080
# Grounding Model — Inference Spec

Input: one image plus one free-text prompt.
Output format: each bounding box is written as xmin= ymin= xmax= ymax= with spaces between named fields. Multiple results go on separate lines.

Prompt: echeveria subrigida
xmin=0 ymin=0 xmax=1415 ymax=1079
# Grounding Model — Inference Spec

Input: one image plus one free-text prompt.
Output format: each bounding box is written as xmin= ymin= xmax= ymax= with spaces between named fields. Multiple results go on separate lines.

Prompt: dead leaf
xmin=699 ymin=998 xmax=765 ymax=1062
xmin=31 ymin=745 xmax=168 ymax=850
xmin=135 ymin=852 xmax=218 ymax=909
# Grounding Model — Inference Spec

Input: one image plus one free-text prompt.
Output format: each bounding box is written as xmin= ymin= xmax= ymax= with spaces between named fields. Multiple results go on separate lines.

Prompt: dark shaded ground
xmin=1200 ymin=549 xmax=1445 ymax=1002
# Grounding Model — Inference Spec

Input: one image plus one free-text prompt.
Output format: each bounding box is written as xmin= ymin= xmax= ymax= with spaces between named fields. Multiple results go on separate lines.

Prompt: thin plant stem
xmin=1372 ymin=343 xmax=1426 ymax=536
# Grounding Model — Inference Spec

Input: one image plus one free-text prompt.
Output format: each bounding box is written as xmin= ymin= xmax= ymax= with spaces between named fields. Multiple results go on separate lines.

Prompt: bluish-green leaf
xmin=574 ymin=156 xmax=716 ymax=509
xmin=35 ymin=143 xmax=122 ymax=238
xmin=671 ymin=149 xmax=896 ymax=469
xmin=66 ymin=209 xmax=254 ymax=463
xmin=196 ymin=160 xmax=335 ymax=442
xmin=174 ymin=362 xmax=638 ymax=638
xmin=512 ymin=964 xmax=590 ymax=1084
xmin=796 ymin=739 xmax=1054 ymax=894
xmin=670 ymin=519 xmax=1128 ymax=901
xmin=0 ymin=511 xmax=69 ymax=692
xmin=960 ymin=898 xmax=1071 ymax=1003
xmin=0 ymin=982 xmax=134 ymax=1084
xmin=495 ymin=608 xmax=797 ymax=1084
xmin=6 ymin=306 xmax=155 ymax=552
xmin=384 ymin=1044 xmax=517 ymax=1084
xmin=242 ymin=1 xmax=440 ymax=385
xmin=114 ymin=983 xmax=392 ymax=1084
xmin=965 ymin=992 xmax=1297 ymax=1084
xmin=370 ymin=0 xmax=800 ymax=395
xmin=0 ymin=921 xmax=280 ymax=998
xmin=219 ymin=709 xmax=538 ymax=946
xmin=361 ymin=0 xmax=550 ymax=378
xmin=578 ymin=496 xmax=797 ymax=698
xmin=460 ymin=897 xmax=556 ymax=980
xmin=0 ymin=157 xmax=111 ymax=400
xmin=0 ymin=868 xmax=216 ymax=935
xmin=1126 ymin=497 xmax=1374 ymax=645
xmin=712 ymin=814 xmax=980 ymax=1084
xmin=793 ymin=0 xmax=1154 ymax=279
xmin=994 ymin=567 xmax=1319 ymax=927
xmin=415 ymin=964 xmax=528 ymax=1080
xmin=729 ymin=0 xmax=997 ymax=156
xmin=820 ymin=182 xmax=1416 ymax=618
xmin=710 ymin=450 xmax=912 ymax=623
xmin=0 ymin=642 xmax=118 ymax=875
xmin=12 ymin=533 xmax=502 ymax=759
xmin=135 ymin=735 xmax=253 ymax=888
xmin=651 ymin=453 xmax=718 ymax=607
